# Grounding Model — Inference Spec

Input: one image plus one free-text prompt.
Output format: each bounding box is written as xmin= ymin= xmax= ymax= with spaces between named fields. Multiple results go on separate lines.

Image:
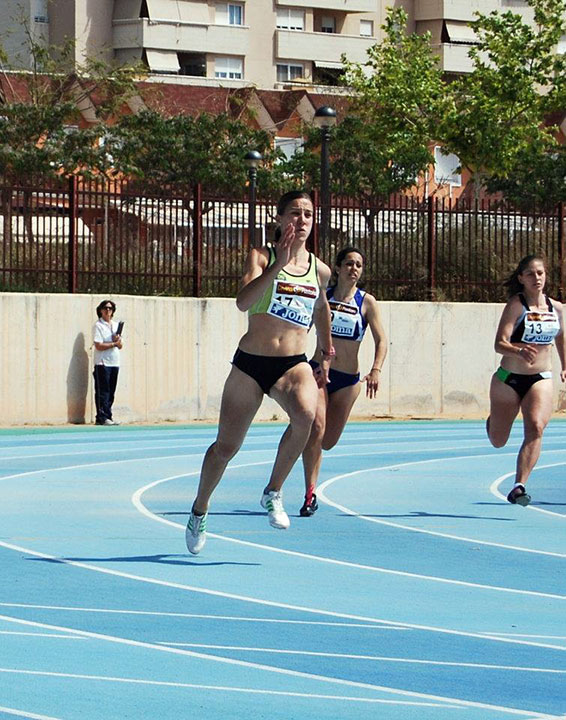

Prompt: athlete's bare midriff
xmin=238 ymin=313 xmax=309 ymax=356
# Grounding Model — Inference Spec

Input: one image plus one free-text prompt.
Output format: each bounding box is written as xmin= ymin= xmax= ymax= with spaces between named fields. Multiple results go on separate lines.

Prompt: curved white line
xmin=133 ymin=475 xmax=566 ymax=600
xmin=490 ymin=462 xmax=566 ymax=519
xmin=0 ymin=614 xmax=561 ymax=718
xmin=0 ymin=706 xmax=62 ymax=720
xmin=0 ymin=672 xmax=463 ymax=709
xmin=1 ymin=539 xmax=565 ymax=652
xmin=315 ymin=458 xmax=566 ymax=558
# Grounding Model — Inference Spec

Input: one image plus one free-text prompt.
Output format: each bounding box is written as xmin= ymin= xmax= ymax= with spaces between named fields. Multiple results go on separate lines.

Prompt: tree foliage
xmin=105 ymin=109 xmax=284 ymax=195
xmin=438 ymin=0 xmax=566 ymax=197
xmin=285 ymin=7 xmax=444 ymax=202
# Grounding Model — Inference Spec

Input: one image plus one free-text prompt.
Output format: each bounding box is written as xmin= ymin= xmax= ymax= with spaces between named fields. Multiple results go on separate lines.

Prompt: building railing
xmin=0 ymin=176 xmax=564 ymax=302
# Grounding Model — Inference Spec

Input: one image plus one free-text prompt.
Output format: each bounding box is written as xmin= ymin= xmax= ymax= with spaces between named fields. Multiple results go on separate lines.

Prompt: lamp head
xmin=314 ymin=106 xmax=337 ymax=129
xmin=244 ymin=150 xmax=262 ymax=169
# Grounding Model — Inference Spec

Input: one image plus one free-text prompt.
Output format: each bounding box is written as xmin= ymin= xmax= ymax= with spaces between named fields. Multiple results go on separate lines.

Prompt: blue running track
xmin=0 ymin=420 xmax=565 ymax=719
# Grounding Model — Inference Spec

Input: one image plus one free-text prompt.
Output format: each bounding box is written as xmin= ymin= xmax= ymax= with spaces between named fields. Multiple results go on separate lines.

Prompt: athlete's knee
xmin=211 ymin=438 xmax=241 ymax=462
xmin=489 ymin=434 xmax=507 ymax=449
xmin=321 ymin=435 xmax=339 ymax=451
xmin=309 ymin=413 xmax=325 ymax=443
xmin=290 ymin=405 xmax=316 ymax=434
xmin=524 ymin=418 xmax=547 ymax=440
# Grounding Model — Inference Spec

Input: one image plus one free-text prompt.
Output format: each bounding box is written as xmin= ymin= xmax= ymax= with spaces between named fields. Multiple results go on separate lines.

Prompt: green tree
xmin=291 ymin=9 xmax=444 ymax=202
xmin=439 ymin=0 xmax=566 ymax=197
xmin=0 ymin=26 xmax=143 ymax=181
xmin=106 ymin=109 xmax=283 ymax=195
xmin=279 ymin=7 xmax=444 ymax=235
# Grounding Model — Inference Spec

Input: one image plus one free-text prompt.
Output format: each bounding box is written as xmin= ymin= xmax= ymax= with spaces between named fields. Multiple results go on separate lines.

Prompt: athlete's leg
xmin=516 ymin=379 xmax=554 ymax=486
xmin=322 ymin=383 xmax=362 ymax=451
xmin=267 ymin=363 xmax=319 ymax=492
xmin=192 ymin=365 xmax=264 ymax=514
xmin=301 ymin=386 xmax=328 ymax=500
xmin=486 ymin=373 xmax=521 ymax=448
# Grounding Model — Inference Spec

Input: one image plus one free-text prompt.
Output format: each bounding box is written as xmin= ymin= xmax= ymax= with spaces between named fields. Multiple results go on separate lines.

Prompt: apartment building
xmin=0 ymin=0 xmax=530 ymax=88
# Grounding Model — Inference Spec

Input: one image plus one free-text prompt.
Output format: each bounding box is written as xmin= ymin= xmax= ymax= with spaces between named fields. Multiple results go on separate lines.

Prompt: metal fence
xmin=1 ymin=177 xmax=564 ymax=302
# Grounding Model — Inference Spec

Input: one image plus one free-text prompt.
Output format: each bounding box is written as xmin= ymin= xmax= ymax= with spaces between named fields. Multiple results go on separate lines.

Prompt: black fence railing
xmin=0 ymin=177 xmax=564 ymax=302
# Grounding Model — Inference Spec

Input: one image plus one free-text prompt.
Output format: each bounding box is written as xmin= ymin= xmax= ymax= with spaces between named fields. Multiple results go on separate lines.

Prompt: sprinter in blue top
xmin=298 ymin=246 xmax=388 ymax=516
xmin=487 ymin=254 xmax=566 ymax=505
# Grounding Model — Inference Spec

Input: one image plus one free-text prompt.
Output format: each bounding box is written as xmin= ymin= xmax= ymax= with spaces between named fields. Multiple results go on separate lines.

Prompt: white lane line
xmin=0 ymin=603 xmax=405 ymax=629
xmin=155 ymin=643 xmax=566 ymax=674
xmin=0 ymin=671 xmax=462 ymax=709
xmin=490 ymin=464 xmax=566 ymax=519
xmin=481 ymin=633 xmax=566 ymax=640
xmin=1 ymin=540 xmax=565 ymax=652
xmin=0 ymin=631 xmax=85 ymax=639
xmin=0 ymin=442 xmax=554 ymax=482
xmin=0 ymin=707 xmax=62 ymax=720
xmin=0 ymin=615 xmax=560 ymax=718
xmin=133 ymin=473 xmax=566 ymax=600
xmin=314 ymin=457 xmax=566 ymax=559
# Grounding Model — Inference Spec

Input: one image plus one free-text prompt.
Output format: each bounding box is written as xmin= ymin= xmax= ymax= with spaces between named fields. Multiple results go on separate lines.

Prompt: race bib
xmin=330 ymin=299 xmax=362 ymax=340
xmin=521 ymin=311 xmax=560 ymax=344
xmin=267 ymin=279 xmax=318 ymax=328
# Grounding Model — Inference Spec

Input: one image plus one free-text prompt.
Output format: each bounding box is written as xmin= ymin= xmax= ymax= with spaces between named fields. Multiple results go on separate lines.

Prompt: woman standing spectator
xmin=299 ymin=246 xmax=388 ymax=516
xmin=487 ymin=254 xmax=566 ymax=505
xmin=185 ymin=190 xmax=333 ymax=554
xmin=93 ymin=300 xmax=123 ymax=426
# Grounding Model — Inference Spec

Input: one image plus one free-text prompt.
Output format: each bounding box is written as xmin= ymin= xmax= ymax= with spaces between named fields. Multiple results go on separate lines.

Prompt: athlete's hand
xmin=317 ymin=356 xmax=331 ymax=388
xmin=273 ymin=224 xmax=294 ymax=269
xmin=363 ymin=368 xmax=381 ymax=399
xmin=518 ymin=345 xmax=537 ymax=364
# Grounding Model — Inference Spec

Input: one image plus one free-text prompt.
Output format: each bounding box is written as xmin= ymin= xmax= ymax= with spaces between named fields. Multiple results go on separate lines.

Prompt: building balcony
xmin=415 ymin=0 xmax=500 ymax=22
xmin=113 ymin=18 xmax=249 ymax=56
xmin=276 ymin=0 xmax=376 ymax=10
xmin=431 ymin=43 xmax=476 ymax=73
xmin=276 ymin=29 xmax=372 ymax=64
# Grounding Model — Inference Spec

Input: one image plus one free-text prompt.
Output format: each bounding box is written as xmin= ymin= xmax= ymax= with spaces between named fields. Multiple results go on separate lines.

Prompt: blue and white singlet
xmin=327 ymin=286 xmax=367 ymax=342
xmin=510 ymin=293 xmax=560 ymax=345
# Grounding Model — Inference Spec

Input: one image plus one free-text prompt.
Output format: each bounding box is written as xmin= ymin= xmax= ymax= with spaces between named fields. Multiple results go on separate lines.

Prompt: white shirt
xmin=93 ymin=319 xmax=121 ymax=367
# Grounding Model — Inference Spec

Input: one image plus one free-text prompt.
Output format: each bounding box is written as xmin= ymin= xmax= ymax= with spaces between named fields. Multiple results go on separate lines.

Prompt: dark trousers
xmin=93 ymin=365 xmax=119 ymax=423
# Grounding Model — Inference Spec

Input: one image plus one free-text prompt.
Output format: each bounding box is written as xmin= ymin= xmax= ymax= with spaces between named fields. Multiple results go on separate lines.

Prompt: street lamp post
xmin=245 ymin=150 xmax=262 ymax=247
xmin=313 ymin=106 xmax=336 ymax=248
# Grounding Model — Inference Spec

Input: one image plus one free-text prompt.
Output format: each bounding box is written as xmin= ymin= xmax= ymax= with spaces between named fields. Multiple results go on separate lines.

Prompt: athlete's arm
xmin=312 ymin=260 xmax=333 ymax=385
xmin=494 ymin=296 xmax=537 ymax=364
xmin=551 ymin=298 xmax=566 ymax=382
xmin=361 ymin=294 xmax=387 ymax=399
xmin=236 ymin=226 xmax=295 ymax=312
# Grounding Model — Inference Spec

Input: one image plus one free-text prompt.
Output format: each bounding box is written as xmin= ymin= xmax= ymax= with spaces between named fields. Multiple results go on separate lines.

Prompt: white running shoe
xmin=185 ymin=510 xmax=208 ymax=554
xmin=260 ymin=490 xmax=290 ymax=529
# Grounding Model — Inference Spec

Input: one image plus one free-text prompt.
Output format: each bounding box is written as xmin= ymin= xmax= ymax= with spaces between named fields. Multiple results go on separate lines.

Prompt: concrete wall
xmin=2 ymin=293 xmax=566 ymax=426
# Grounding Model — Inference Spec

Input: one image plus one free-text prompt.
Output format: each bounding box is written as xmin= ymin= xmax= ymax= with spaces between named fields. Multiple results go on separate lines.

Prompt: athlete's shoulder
xmin=314 ymin=255 xmax=332 ymax=285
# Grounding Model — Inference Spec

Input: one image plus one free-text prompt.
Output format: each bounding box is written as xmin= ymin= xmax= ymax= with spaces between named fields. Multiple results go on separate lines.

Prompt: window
xmin=179 ymin=52 xmax=206 ymax=77
xmin=33 ymin=0 xmax=48 ymax=22
xmin=360 ymin=20 xmax=373 ymax=37
xmin=215 ymin=56 xmax=243 ymax=79
xmin=276 ymin=8 xmax=304 ymax=31
xmin=321 ymin=16 xmax=335 ymax=33
xmin=275 ymin=137 xmax=303 ymax=161
xmin=216 ymin=3 xmax=243 ymax=25
xmin=434 ymin=146 xmax=462 ymax=187
xmin=277 ymin=64 xmax=304 ymax=82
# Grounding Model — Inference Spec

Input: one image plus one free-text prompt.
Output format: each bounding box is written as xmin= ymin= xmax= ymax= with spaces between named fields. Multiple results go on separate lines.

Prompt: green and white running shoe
xmin=260 ymin=490 xmax=290 ymax=529
xmin=185 ymin=509 xmax=208 ymax=554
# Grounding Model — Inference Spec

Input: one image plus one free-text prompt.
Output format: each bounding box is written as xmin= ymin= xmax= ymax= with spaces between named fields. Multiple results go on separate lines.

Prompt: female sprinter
xmin=487 ymin=254 xmax=566 ymax=505
xmin=299 ymin=245 xmax=388 ymax=516
xmin=185 ymin=190 xmax=333 ymax=554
